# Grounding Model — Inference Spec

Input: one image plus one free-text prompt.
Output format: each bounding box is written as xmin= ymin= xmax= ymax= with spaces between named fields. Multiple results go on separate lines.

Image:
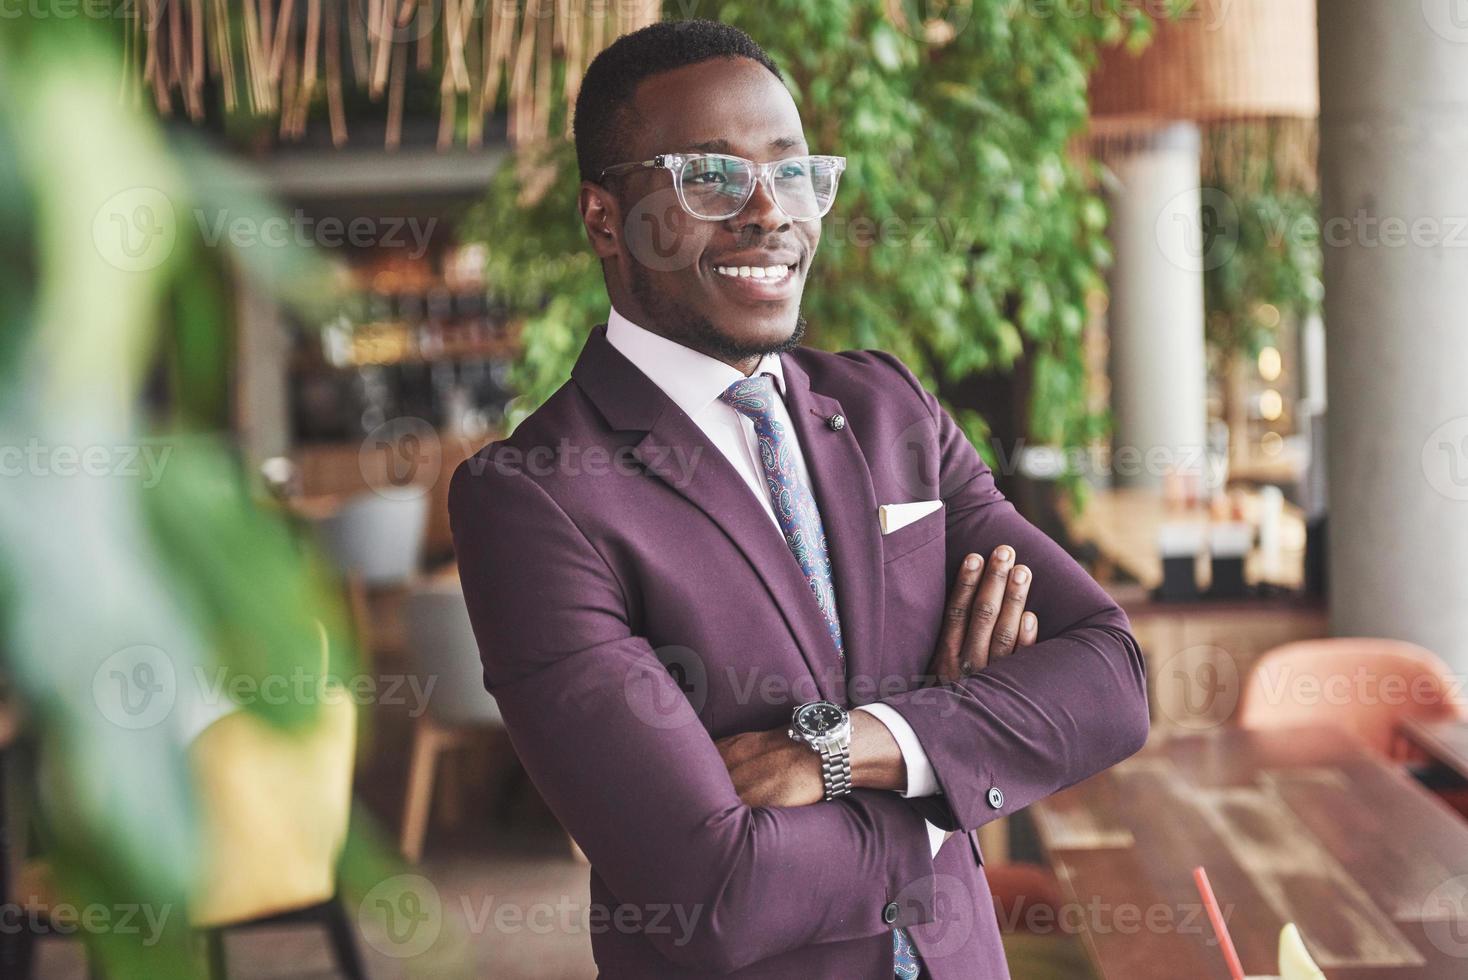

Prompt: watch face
xmin=794 ymin=701 xmax=844 ymax=738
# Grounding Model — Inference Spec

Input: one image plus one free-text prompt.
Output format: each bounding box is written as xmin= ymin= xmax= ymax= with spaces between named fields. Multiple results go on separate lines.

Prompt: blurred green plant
xmin=0 ymin=18 xmax=448 ymax=978
xmin=463 ymin=1 xmax=1171 ymax=500
xmin=1201 ymin=123 xmax=1323 ymax=361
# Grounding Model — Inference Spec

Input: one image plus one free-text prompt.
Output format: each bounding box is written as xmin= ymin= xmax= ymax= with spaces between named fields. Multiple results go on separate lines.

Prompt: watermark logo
xmin=623 ymin=187 xmax=705 ymax=273
xmin=361 ymin=416 xmax=441 ymax=501
xmin=356 ymin=0 xmax=442 ymax=45
xmin=92 ymin=654 xmax=441 ymax=730
xmin=655 ymin=645 xmax=709 ymax=717
xmin=624 ymin=655 xmax=701 ymax=731
xmin=360 ymin=874 xmax=444 ymax=959
xmin=93 ymin=187 xmax=177 ymax=272
xmin=1423 ymin=416 xmax=1468 ymax=501
xmin=93 ymin=644 xmax=178 ymax=730
xmin=1157 ymin=186 xmax=1240 ymax=274
xmin=1154 ymin=645 xmax=1240 ymax=731
xmin=894 ymin=873 xmax=976 ymax=957
xmin=889 ymin=417 xmax=970 ymax=501
xmin=1423 ymin=0 xmax=1468 ymax=43
xmin=1419 ymin=874 xmax=1468 ymax=956
xmin=886 ymin=0 xmax=975 ymax=43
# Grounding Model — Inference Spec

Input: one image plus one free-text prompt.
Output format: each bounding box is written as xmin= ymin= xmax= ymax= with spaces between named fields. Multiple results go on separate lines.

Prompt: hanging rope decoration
xmin=1079 ymin=0 xmax=1318 ymax=195
xmin=1087 ymin=118 xmax=1318 ymax=198
xmin=121 ymin=0 xmax=661 ymax=149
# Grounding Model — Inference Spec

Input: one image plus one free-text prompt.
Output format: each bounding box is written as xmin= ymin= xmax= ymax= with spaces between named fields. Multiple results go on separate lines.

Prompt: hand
xmin=715 ymin=709 xmax=914 ymax=804
xmin=927 ymin=545 xmax=1038 ymax=684
xmin=715 ymin=727 xmax=824 ymax=808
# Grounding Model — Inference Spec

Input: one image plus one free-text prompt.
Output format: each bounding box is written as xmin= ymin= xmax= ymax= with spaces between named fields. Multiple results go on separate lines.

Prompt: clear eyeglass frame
xmin=597 ymin=152 xmax=847 ymax=222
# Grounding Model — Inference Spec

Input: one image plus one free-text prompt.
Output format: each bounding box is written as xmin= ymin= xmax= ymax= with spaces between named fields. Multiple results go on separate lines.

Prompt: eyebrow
xmin=684 ymin=136 xmax=807 ymax=153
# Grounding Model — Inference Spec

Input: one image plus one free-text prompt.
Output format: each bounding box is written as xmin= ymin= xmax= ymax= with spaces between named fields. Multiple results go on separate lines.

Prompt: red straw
xmin=1193 ymin=866 xmax=1246 ymax=980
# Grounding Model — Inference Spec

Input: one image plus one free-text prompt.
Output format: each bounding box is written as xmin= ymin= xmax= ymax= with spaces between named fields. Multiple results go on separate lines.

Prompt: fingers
xmin=960 ymin=545 xmax=1015 ymax=673
xmin=988 ymin=562 xmax=1032 ymax=661
xmin=929 ymin=552 xmax=984 ymax=683
xmin=929 ymin=545 xmax=1035 ymax=684
xmin=1018 ymin=610 xmax=1039 ymax=647
xmin=715 ymin=731 xmax=762 ymax=768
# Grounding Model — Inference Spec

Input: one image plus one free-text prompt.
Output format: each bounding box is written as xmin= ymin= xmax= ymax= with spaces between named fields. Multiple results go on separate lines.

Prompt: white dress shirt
xmin=605 ymin=307 xmax=947 ymax=857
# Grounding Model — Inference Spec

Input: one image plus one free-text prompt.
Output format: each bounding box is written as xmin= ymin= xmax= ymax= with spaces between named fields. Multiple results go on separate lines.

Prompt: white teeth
xmin=715 ymin=264 xmax=793 ymax=280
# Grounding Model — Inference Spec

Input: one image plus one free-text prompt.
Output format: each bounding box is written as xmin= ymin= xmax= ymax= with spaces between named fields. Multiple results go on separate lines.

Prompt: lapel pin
xmin=827 ymin=414 xmax=846 ymax=431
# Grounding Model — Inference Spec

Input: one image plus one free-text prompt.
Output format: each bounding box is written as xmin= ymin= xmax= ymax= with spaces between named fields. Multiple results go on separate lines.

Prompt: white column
xmin=232 ymin=259 xmax=293 ymax=468
xmin=1319 ymin=1 xmax=1468 ymax=665
xmin=1106 ymin=122 xmax=1210 ymax=490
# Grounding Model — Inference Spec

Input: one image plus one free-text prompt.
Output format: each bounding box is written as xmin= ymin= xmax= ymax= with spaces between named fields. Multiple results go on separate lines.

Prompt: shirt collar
xmin=605 ymin=305 xmax=787 ymax=419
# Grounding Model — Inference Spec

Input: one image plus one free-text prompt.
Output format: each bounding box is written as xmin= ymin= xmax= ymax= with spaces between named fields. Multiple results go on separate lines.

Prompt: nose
xmin=724 ymin=172 xmax=792 ymax=236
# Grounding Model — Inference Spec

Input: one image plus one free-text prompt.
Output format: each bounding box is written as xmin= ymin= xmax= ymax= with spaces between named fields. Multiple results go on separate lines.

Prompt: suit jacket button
xmin=882 ymin=901 xmax=899 ymax=924
xmin=987 ymin=786 xmax=1005 ymax=809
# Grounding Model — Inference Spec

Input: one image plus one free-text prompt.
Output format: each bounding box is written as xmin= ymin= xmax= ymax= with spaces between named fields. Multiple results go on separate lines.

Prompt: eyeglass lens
xmin=678 ymin=155 xmax=841 ymax=220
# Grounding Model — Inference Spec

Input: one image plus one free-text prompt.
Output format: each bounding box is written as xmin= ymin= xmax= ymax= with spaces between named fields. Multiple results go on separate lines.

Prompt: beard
xmin=629 ymin=267 xmax=807 ymax=362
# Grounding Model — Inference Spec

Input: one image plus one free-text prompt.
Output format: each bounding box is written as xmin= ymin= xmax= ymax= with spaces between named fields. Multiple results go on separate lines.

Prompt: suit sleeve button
xmin=882 ymin=901 xmax=899 ymax=924
xmin=987 ymin=786 xmax=1005 ymax=809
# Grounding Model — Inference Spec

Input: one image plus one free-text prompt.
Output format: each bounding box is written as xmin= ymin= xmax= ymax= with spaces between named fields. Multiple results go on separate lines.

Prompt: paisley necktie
xmin=720 ymin=372 xmax=922 ymax=979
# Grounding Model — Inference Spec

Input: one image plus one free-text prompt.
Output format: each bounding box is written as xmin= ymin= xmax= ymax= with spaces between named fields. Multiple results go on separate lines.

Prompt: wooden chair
xmin=399 ymin=578 xmax=586 ymax=864
xmin=1236 ymin=637 xmax=1468 ymax=761
xmin=399 ymin=579 xmax=505 ymax=864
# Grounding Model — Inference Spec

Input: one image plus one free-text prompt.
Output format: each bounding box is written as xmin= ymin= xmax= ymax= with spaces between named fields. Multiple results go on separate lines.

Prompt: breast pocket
xmin=879 ymin=503 xmax=947 ymax=682
xmin=880 ymin=503 xmax=946 ymax=564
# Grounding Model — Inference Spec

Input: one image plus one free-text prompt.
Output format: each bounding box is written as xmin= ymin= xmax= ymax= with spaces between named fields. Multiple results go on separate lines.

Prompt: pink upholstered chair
xmin=1236 ymin=637 xmax=1468 ymax=763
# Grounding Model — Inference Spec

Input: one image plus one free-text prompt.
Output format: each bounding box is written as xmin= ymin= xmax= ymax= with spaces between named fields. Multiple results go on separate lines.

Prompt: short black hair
xmin=573 ymin=20 xmax=783 ymax=183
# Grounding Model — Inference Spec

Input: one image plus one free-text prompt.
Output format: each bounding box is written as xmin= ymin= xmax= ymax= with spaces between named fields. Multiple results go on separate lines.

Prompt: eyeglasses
xmin=597 ymin=152 xmax=847 ymax=222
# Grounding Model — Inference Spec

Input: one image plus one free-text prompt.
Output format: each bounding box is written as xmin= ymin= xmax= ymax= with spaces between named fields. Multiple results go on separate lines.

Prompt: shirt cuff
xmin=853 ymin=703 xmax=940 ymax=799
xmin=925 ymin=819 xmax=948 ymax=858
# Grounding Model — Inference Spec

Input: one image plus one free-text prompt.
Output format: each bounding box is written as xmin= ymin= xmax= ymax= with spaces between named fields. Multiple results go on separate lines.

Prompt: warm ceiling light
xmin=1258 ymin=346 xmax=1282 ymax=381
xmin=1259 ymin=389 xmax=1284 ymax=421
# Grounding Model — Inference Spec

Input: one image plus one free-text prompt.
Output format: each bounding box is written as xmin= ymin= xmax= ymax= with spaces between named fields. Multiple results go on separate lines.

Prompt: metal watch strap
xmin=818 ymin=743 xmax=852 ymax=800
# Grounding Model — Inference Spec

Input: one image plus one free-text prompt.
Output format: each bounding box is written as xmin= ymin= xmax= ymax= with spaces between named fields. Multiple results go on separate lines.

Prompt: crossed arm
xmin=450 ymin=463 xmax=944 ymax=973
xmin=713 ymin=540 xmax=1046 ymax=822
xmin=447 ymin=359 xmax=1149 ymax=973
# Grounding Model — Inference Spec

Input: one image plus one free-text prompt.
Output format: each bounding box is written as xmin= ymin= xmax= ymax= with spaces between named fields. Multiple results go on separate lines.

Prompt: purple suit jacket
xmin=448 ymin=324 xmax=1149 ymax=978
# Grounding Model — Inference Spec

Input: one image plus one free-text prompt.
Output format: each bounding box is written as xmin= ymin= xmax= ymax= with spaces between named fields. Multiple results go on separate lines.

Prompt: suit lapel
xmin=781 ymin=356 xmax=886 ymax=705
xmin=572 ymin=325 xmax=846 ymax=703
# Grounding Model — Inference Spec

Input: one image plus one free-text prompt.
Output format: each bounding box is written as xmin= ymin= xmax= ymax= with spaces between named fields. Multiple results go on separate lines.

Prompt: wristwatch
xmin=787 ymin=700 xmax=853 ymax=800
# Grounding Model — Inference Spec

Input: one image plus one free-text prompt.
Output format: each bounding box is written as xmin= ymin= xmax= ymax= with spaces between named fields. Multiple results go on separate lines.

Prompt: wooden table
xmin=1032 ymin=725 xmax=1468 ymax=979
xmin=1396 ymin=718 xmax=1468 ymax=783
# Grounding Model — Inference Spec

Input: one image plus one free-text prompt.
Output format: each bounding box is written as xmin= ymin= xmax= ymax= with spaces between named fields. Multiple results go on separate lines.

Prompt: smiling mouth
xmin=713 ymin=262 xmax=799 ymax=282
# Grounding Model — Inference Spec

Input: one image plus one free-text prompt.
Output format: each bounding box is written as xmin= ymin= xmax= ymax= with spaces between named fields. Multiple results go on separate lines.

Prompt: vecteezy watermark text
xmin=0 ymin=439 xmax=172 ymax=488
xmin=194 ymin=210 xmax=436 ymax=259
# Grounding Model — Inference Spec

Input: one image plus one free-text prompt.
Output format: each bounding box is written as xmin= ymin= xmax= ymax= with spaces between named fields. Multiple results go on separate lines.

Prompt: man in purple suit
xmin=449 ymin=20 xmax=1149 ymax=979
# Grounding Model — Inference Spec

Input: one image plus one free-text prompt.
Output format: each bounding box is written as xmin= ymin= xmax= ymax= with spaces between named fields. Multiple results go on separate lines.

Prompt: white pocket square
xmin=878 ymin=500 xmax=943 ymax=534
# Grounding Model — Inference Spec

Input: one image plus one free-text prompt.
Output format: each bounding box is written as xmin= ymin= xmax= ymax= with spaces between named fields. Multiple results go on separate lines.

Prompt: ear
xmin=579 ymin=181 xmax=622 ymax=261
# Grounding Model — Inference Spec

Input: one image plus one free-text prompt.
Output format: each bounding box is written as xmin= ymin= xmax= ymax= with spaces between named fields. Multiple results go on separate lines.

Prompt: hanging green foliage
xmin=1201 ymin=120 xmax=1323 ymax=359
xmin=463 ymin=1 xmax=1165 ymax=496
